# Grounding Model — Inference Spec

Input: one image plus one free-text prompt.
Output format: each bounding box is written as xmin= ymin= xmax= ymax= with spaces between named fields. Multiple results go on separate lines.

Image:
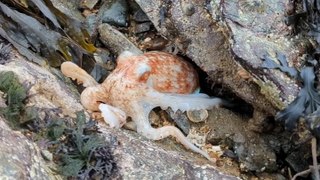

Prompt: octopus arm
xmin=145 ymin=91 xmax=223 ymax=112
xmin=61 ymin=62 xmax=98 ymax=87
xmin=99 ymin=103 xmax=127 ymax=128
xmin=132 ymin=103 xmax=215 ymax=161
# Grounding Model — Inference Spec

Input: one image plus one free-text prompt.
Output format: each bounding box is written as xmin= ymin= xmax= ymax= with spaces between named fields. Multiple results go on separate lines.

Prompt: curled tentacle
xmin=140 ymin=124 xmax=214 ymax=161
xmin=133 ymin=103 xmax=215 ymax=161
xmin=61 ymin=62 xmax=98 ymax=87
xmin=99 ymin=103 xmax=127 ymax=128
xmin=81 ymin=86 xmax=106 ymax=111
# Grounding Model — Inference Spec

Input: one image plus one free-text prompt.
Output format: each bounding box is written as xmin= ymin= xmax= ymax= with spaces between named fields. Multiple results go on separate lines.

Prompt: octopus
xmin=61 ymin=51 xmax=223 ymax=161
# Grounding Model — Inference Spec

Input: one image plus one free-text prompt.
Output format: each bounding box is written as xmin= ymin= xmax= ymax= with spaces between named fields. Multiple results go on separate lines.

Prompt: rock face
xmin=0 ymin=54 xmax=84 ymax=118
xmin=100 ymin=126 xmax=240 ymax=179
xmin=206 ymin=108 xmax=277 ymax=172
xmin=0 ymin=51 xmax=239 ymax=179
xmin=222 ymin=0 xmax=306 ymax=108
xmin=0 ymin=116 xmax=62 ymax=179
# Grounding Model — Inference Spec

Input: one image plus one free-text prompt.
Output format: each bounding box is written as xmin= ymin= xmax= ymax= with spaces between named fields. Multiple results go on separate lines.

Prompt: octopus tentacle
xmin=133 ymin=103 xmax=215 ymax=161
xmin=142 ymin=125 xmax=214 ymax=161
xmin=81 ymin=86 xmax=106 ymax=111
xmin=145 ymin=91 xmax=223 ymax=112
xmin=99 ymin=103 xmax=127 ymax=128
xmin=61 ymin=62 xmax=98 ymax=87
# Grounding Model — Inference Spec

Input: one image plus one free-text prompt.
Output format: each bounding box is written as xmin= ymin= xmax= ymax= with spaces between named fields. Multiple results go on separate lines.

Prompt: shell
xmin=187 ymin=109 xmax=209 ymax=123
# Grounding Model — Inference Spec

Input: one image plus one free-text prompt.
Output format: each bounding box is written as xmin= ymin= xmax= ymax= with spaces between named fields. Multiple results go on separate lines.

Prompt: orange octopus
xmin=61 ymin=51 xmax=223 ymax=161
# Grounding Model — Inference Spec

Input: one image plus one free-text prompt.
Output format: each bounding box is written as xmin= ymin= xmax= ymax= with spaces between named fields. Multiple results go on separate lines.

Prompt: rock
xmin=0 ymin=116 xmax=62 ymax=179
xmin=101 ymin=0 xmax=128 ymax=27
xmin=41 ymin=150 xmax=53 ymax=161
xmin=222 ymin=0 xmax=306 ymax=108
xmin=51 ymin=0 xmax=85 ymax=21
xmin=0 ymin=53 xmax=84 ymax=118
xmin=134 ymin=22 xmax=153 ymax=34
xmin=98 ymin=23 xmax=142 ymax=55
xmin=285 ymin=147 xmax=311 ymax=173
xmin=85 ymin=14 xmax=98 ymax=36
xmin=166 ymin=109 xmax=190 ymax=135
xmin=133 ymin=9 xmax=150 ymax=23
xmin=206 ymin=108 xmax=277 ymax=172
xmin=99 ymin=125 xmax=240 ymax=179
xmin=79 ymin=0 xmax=99 ymax=10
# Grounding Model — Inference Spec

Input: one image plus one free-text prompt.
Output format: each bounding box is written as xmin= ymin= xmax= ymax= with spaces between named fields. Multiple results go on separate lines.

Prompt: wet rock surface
xmin=100 ymin=125 xmax=240 ymax=180
xmin=0 ymin=115 xmax=61 ymax=179
xmin=206 ymin=108 xmax=277 ymax=172
xmin=0 ymin=56 xmax=84 ymax=118
xmin=222 ymin=0 xmax=306 ymax=107
xmin=101 ymin=0 xmax=128 ymax=27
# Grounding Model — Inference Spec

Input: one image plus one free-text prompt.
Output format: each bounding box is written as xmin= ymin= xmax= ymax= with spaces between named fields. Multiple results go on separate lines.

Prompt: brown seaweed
xmin=0 ymin=1 xmax=96 ymax=67
xmin=42 ymin=0 xmax=96 ymax=53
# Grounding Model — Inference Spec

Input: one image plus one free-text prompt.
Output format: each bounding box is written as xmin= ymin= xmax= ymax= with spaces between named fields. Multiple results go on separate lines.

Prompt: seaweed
xmin=0 ymin=2 xmax=69 ymax=66
xmin=261 ymin=52 xmax=298 ymax=78
xmin=276 ymin=66 xmax=320 ymax=130
xmin=0 ymin=0 xmax=96 ymax=67
xmin=0 ymin=71 xmax=40 ymax=129
xmin=50 ymin=111 xmax=119 ymax=179
xmin=41 ymin=0 xmax=96 ymax=53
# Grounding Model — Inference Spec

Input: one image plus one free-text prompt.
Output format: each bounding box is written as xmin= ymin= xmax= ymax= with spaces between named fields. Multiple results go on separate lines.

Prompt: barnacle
xmin=61 ymin=51 xmax=224 ymax=161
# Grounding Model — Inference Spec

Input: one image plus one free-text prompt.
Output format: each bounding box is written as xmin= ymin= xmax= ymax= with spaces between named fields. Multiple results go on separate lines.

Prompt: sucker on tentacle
xmin=61 ymin=51 xmax=224 ymax=161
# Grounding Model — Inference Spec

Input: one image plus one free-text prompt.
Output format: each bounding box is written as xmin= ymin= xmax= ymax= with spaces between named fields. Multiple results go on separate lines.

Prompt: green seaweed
xmin=0 ymin=71 xmax=27 ymax=127
xmin=48 ymin=111 xmax=118 ymax=178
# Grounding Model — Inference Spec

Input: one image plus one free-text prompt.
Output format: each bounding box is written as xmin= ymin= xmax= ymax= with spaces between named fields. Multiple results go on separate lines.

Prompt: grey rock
xmin=133 ymin=9 xmax=150 ymax=23
xmin=101 ymin=0 xmax=128 ymax=27
xmin=98 ymin=23 xmax=142 ymax=55
xmin=0 ymin=116 xmax=62 ymax=179
xmin=134 ymin=22 xmax=153 ymax=34
xmin=167 ymin=109 xmax=191 ymax=135
xmin=85 ymin=14 xmax=98 ymax=37
xmin=0 ymin=54 xmax=84 ymax=118
xmin=222 ymin=0 xmax=305 ymax=108
xmin=99 ymin=125 xmax=240 ymax=180
xmin=50 ymin=0 xmax=85 ymax=21
xmin=206 ymin=108 xmax=277 ymax=172
xmin=285 ymin=147 xmax=311 ymax=173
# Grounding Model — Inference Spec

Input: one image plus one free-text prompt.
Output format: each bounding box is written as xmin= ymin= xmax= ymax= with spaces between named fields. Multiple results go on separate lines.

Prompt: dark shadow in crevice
xmin=179 ymin=53 xmax=254 ymax=118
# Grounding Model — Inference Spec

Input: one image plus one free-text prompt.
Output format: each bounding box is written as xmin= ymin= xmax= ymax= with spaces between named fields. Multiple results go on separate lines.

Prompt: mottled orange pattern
xmin=116 ymin=51 xmax=199 ymax=94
